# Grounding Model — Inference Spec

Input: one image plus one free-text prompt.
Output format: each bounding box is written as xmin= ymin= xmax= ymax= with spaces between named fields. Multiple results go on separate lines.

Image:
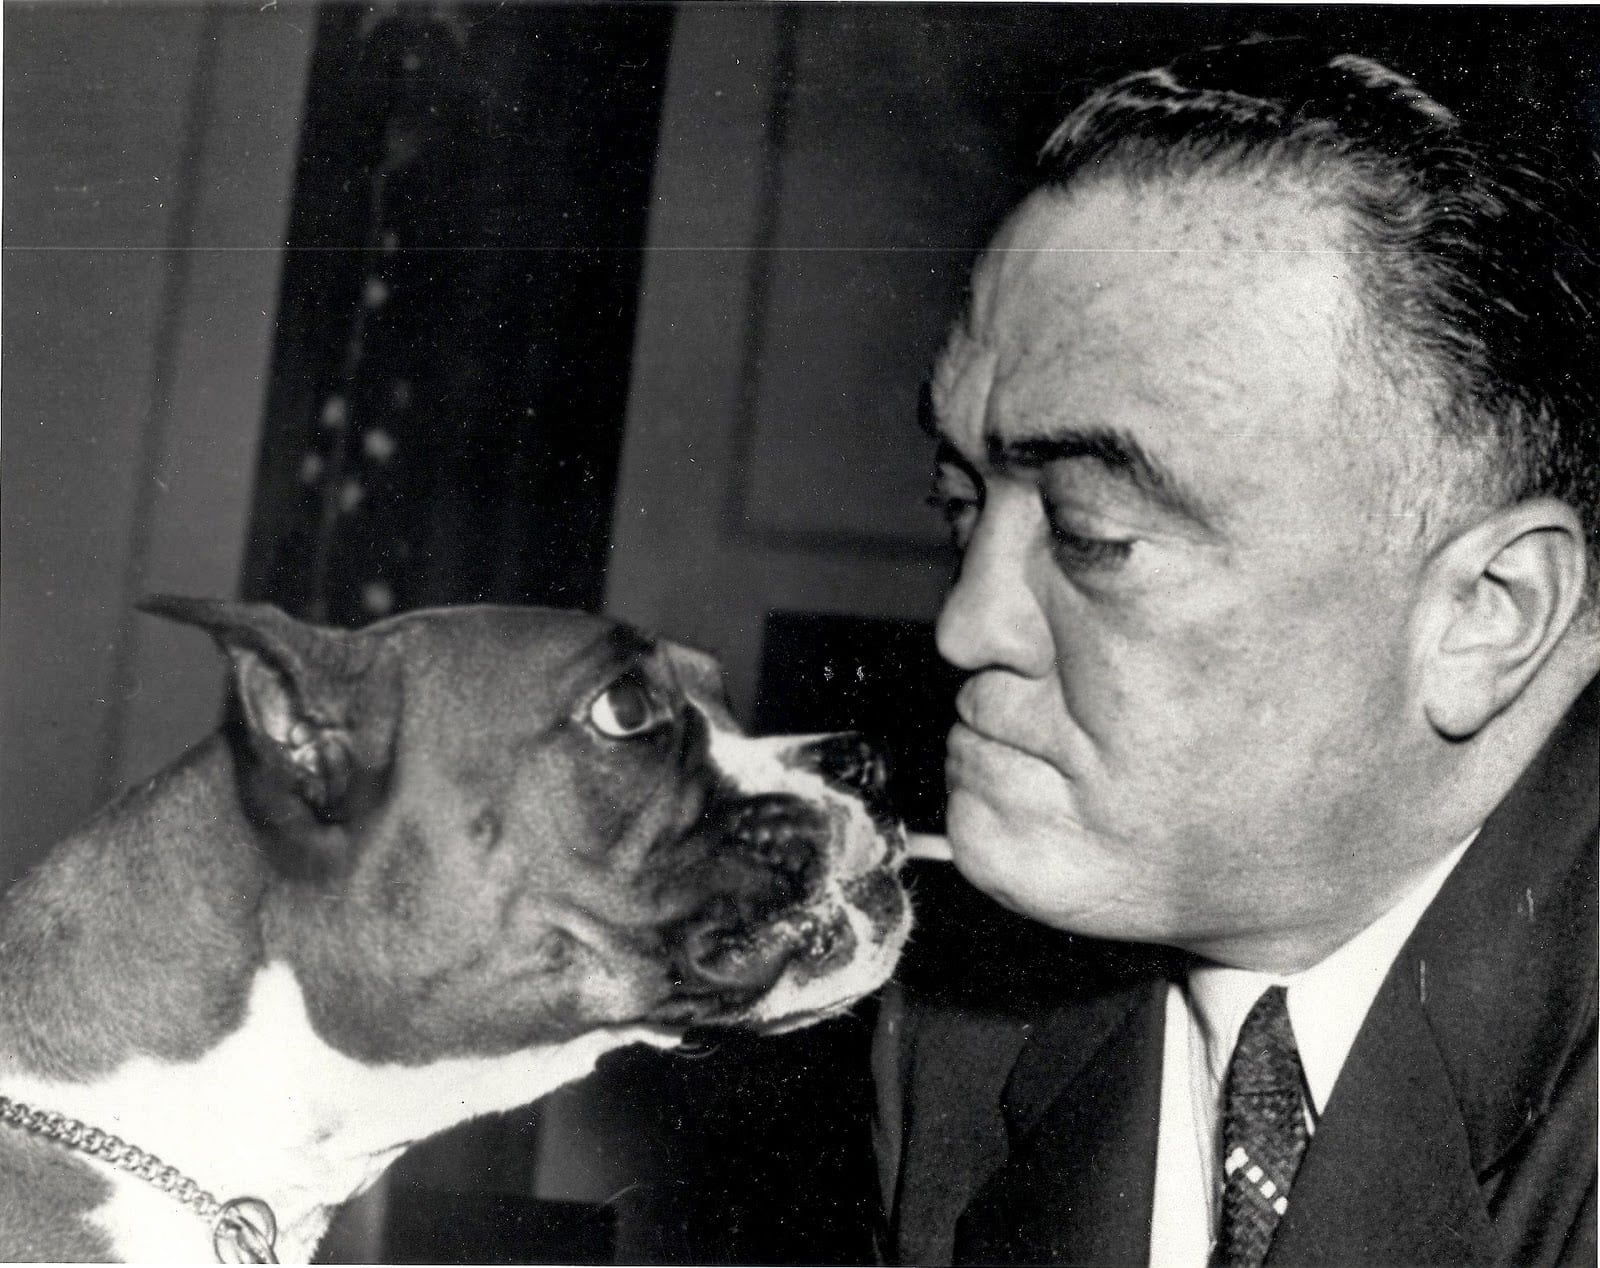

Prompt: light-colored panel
xmin=114 ymin=5 xmax=317 ymax=792
xmin=607 ymin=5 xmax=957 ymax=724
xmin=605 ymin=4 xmax=791 ymax=699
xmin=0 ymin=5 xmax=210 ymax=875
xmin=0 ymin=2 xmax=314 ymax=885
xmin=739 ymin=7 xmax=1024 ymax=546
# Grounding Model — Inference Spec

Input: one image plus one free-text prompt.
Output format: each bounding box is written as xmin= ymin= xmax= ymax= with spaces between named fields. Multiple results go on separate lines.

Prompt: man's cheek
xmin=1043 ymin=581 xmax=1220 ymax=717
xmin=946 ymin=788 xmax=1074 ymax=916
xmin=1108 ymin=597 xmax=1289 ymax=749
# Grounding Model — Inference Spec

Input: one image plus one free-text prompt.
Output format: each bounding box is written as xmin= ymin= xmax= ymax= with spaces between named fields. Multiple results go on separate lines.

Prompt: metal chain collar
xmin=0 ymin=1094 xmax=278 ymax=1263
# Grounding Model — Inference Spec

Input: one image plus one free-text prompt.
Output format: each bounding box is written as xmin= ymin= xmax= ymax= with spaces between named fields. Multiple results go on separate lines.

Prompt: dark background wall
xmin=4 ymin=4 xmax=1596 ymax=1264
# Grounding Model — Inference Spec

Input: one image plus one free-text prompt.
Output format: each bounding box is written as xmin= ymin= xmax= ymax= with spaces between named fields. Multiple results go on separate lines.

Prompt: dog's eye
xmin=589 ymin=672 xmax=669 ymax=739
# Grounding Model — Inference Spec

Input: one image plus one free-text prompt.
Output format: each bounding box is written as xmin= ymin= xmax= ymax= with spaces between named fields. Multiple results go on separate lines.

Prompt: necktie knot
xmin=1210 ymin=985 xmax=1310 ymax=1268
xmin=1228 ymin=985 xmax=1304 ymax=1098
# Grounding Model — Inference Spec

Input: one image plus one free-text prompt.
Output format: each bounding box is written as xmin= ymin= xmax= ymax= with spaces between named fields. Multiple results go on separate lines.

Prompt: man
xmin=875 ymin=39 xmax=1598 ymax=1267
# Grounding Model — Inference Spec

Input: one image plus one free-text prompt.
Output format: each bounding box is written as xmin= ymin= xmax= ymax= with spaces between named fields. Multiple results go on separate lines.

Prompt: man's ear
xmin=1416 ymin=499 xmax=1589 ymax=740
xmin=140 ymin=596 xmax=400 ymax=820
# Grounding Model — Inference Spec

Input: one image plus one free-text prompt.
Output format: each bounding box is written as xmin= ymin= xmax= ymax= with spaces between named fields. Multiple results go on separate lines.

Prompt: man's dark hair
xmin=1036 ymin=39 xmax=1600 ymax=593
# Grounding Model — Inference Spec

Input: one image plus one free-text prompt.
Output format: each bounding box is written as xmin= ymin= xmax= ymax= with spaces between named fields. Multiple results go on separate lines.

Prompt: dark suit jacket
xmin=875 ymin=677 xmax=1597 ymax=1266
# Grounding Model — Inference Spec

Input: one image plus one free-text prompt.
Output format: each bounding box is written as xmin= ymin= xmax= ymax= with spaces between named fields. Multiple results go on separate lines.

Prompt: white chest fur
xmin=1 ymin=962 xmax=679 ymax=1262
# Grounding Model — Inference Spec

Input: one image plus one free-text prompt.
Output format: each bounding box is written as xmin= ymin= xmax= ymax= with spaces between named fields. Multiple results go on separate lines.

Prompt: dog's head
xmin=146 ymin=598 xmax=912 ymax=1061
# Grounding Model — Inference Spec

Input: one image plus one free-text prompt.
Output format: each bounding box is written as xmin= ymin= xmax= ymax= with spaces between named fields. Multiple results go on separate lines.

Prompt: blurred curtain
xmin=244 ymin=2 xmax=671 ymax=627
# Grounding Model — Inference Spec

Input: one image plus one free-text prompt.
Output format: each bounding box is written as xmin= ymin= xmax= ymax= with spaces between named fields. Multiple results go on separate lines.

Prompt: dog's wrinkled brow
xmin=661 ymin=643 xmax=728 ymax=708
xmin=604 ymin=624 xmax=658 ymax=664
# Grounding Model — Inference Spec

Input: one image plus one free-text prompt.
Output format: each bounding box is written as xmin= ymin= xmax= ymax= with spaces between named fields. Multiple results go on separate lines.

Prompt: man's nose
xmin=934 ymin=499 xmax=1051 ymax=677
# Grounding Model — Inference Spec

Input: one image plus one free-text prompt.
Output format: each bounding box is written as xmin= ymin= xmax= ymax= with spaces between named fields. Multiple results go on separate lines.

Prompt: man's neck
xmin=1186 ymin=830 xmax=1472 ymax=1107
xmin=1189 ymin=643 xmax=1598 ymax=974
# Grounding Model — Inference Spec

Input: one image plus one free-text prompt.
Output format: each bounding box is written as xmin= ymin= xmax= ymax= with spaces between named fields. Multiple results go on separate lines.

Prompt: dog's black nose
xmin=793 ymin=733 xmax=895 ymax=833
xmin=796 ymin=732 xmax=890 ymax=798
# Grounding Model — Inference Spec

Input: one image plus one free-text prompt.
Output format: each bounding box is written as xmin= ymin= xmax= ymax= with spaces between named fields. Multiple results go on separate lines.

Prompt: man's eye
xmin=926 ymin=493 xmax=979 ymax=550
xmin=927 ymin=471 xmax=981 ymax=551
xmin=589 ymin=672 xmax=670 ymax=739
xmin=1049 ymin=522 xmax=1134 ymax=571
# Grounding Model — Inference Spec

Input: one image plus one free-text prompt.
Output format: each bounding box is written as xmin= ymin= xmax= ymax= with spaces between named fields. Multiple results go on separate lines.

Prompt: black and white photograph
xmin=2 ymin=2 xmax=1596 ymax=1264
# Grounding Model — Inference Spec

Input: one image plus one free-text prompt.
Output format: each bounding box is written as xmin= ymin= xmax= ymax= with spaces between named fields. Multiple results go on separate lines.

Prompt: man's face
xmin=931 ymin=176 xmax=1448 ymax=969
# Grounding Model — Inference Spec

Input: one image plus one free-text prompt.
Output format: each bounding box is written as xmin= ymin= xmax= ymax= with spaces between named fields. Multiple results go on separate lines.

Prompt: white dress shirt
xmin=1147 ymin=835 xmax=1476 ymax=1268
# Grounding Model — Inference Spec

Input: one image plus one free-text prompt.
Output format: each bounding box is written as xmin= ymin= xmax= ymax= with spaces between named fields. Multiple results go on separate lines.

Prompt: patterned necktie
xmin=1211 ymin=985 xmax=1310 ymax=1268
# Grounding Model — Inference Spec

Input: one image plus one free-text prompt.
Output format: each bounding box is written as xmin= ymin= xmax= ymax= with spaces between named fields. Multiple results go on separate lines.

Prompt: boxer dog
xmin=0 ymin=600 xmax=913 ymax=1262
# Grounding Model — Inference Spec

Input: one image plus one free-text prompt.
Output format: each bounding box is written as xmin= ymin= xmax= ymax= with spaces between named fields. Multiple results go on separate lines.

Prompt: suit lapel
xmin=955 ymin=972 xmax=1168 ymax=1266
xmin=1266 ymin=968 xmax=1495 ymax=1264
xmin=1270 ymin=675 xmax=1598 ymax=1263
xmin=1410 ymin=674 xmax=1598 ymax=1179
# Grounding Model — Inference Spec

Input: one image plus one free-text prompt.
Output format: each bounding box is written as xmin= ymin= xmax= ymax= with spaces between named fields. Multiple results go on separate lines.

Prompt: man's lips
xmin=955 ymin=681 xmax=1026 ymax=741
xmin=951 ymin=687 xmax=1053 ymax=767
xmin=946 ymin=720 xmax=1051 ymax=780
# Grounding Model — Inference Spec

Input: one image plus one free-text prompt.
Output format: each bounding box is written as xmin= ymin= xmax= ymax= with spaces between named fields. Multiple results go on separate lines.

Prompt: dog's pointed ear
xmin=140 ymin=595 xmax=400 ymax=820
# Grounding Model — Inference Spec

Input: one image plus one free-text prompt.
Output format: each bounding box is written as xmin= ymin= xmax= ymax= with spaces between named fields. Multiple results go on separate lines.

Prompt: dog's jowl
xmin=0 ymin=599 xmax=914 ymax=1262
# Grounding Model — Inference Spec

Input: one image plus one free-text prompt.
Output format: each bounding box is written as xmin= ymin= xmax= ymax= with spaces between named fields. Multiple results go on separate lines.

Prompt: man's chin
xmin=944 ymin=789 xmax=1141 ymax=938
xmin=945 ymin=731 xmax=1085 ymax=849
xmin=945 ymin=789 xmax=1073 ymax=893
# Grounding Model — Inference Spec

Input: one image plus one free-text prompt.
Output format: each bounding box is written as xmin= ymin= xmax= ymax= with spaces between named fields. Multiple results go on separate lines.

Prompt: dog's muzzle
xmin=669 ymin=794 xmax=828 ymax=996
xmin=666 ymin=733 xmax=894 ymax=1006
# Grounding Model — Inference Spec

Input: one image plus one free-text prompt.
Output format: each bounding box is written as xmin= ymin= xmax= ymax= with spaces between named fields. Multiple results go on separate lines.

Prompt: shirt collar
xmin=1186 ymin=833 xmax=1476 ymax=1114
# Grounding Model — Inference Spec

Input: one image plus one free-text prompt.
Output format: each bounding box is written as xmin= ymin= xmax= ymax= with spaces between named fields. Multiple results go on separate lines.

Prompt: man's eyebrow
xmin=916 ymin=379 xmax=938 ymax=439
xmin=603 ymin=623 xmax=658 ymax=665
xmin=932 ymin=436 xmax=979 ymax=478
xmin=988 ymin=425 xmax=1215 ymax=527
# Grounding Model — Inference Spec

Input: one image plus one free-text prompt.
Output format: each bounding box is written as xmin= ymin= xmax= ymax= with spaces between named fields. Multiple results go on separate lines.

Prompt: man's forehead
xmin=932 ymin=179 xmax=1363 ymax=449
xmin=928 ymin=322 xmax=994 ymax=435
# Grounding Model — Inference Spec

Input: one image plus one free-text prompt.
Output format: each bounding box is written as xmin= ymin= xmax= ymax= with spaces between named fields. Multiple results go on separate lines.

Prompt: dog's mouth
xmin=674 ymin=900 xmax=853 ymax=999
xmin=644 ymin=727 xmax=914 ymax=1031
xmin=658 ymin=794 xmax=829 ymax=1005
xmin=657 ymin=795 xmax=910 ymax=1027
